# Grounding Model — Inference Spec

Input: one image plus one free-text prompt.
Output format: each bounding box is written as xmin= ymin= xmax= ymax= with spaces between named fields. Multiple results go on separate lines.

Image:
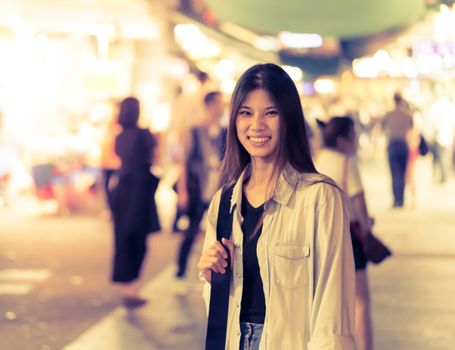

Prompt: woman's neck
xmin=246 ymin=158 xmax=278 ymax=195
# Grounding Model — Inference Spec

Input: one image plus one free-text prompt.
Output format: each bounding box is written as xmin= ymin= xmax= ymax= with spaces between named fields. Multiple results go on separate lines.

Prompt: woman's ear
xmin=315 ymin=118 xmax=326 ymax=128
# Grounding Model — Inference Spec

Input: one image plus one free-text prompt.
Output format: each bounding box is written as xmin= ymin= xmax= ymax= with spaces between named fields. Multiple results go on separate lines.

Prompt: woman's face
xmin=236 ymin=89 xmax=281 ymax=163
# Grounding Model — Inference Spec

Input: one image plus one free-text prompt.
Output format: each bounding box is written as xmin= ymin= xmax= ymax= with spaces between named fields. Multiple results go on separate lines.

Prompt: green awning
xmin=205 ymin=0 xmax=427 ymax=39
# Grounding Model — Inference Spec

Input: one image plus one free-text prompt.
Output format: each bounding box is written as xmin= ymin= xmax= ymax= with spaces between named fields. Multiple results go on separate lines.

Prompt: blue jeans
xmin=239 ymin=322 xmax=263 ymax=350
xmin=387 ymin=139 xmax=409 ymax=207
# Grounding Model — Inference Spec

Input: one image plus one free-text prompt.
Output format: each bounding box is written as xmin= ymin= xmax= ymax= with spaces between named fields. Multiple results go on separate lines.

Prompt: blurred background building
xmin=1 ymin=0 xmax=455 ymax=212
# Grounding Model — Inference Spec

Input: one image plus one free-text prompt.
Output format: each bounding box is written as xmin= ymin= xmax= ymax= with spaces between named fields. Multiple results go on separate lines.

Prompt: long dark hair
xmin=317 ymin=116 xmax=355 ymax=148
xmin=118 ymin=97 xmax=140 ymax=128
xmin=219 ymin=63 xmax=317 ymax=187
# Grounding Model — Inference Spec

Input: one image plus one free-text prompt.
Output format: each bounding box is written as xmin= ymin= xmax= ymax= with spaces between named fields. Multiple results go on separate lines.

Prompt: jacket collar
xmin=229 ymin=163 xmax=301 ymax=214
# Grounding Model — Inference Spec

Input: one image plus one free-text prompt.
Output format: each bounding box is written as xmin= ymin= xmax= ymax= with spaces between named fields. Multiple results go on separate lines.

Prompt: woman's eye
xmin=239 ymin=110 xmax=251 ymax=116
xmin=266 ymin=110 xmax=278 ymax=116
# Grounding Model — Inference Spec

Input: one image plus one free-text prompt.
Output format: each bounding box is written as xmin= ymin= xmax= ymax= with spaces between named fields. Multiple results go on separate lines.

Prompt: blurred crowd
xmin=1 ymin=70 xmax=455 ymax=215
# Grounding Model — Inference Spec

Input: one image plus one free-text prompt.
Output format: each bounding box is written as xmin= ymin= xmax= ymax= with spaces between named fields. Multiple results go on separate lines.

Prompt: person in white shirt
xmin=198 ymin=63 xmax=356 ymax=350
xmin=426 ymin=95 xmax=455 ymax=184
xmin=381 ymin=93 xmax=413 ymax=207
xmin=315 ymin=116 xmax=374 ymax=350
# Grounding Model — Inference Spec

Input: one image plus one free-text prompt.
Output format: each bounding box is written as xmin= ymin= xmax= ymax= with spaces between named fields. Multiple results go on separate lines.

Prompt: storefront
xmin=0 ymin=0 xmax=172 ymax=212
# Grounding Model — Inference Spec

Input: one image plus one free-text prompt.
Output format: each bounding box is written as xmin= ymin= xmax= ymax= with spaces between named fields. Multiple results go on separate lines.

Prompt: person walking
xmin=110 ymin=97 xmax=160 ymax=308
xmin=100 ymin=106 xmax=121 ymax=216
xmin=405 ymin=124 xmax=421 ymax=208
xmin=426 ymin=95 xmax=455 ymax=184
xmin=381 ymin=92 xmax=413 ymax=207
xmin=315 ymin=116 xmax=374 ymax=350
xmin=173 ymin=91 xmax=226 ymax=294
xmin=198 ymin=64 xmax=356 ymax=349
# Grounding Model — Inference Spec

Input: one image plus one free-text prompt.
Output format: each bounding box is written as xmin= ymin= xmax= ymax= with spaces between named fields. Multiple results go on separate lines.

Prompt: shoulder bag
xmin=342 ymin=156 xmax=392 ymax=264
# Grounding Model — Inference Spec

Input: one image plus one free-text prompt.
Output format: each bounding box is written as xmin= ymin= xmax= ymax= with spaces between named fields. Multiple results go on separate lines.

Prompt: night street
xmin=2 ymin=1 xmax=455 ymax=349
xmin=0 ymin=206 xmax=180 ymax=350
xmin=1 ymin=156 xmax=455 ymax=350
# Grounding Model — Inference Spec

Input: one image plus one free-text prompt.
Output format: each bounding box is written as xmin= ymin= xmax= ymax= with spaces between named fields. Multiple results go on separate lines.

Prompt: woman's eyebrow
xmin=239 ymin=105 xmax=277 ymax=110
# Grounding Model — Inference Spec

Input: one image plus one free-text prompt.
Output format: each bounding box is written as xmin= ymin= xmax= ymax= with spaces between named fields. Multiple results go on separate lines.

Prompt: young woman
xmin=315 ymin=116 xmax=373 ymax=350
xmin=198 ymin=64 xmax=356 ymax=350
xmin=111 ymin=97 xmax=160 ymax=308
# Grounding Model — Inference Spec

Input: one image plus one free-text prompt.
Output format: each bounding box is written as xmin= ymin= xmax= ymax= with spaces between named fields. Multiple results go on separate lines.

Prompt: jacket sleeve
xmin=200 ymin=189 xmax=222 ymax=314
xmin=308 ymin=186 xmax=357 ymax=350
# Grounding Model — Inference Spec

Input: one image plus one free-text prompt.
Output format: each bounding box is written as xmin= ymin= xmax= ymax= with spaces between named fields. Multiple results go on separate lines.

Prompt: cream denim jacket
xmin=201 ymin=164 xmax=356 ymax=350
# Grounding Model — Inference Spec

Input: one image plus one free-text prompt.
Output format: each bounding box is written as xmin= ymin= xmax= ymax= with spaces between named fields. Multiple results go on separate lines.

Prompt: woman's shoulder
xmin=298 ymin=172 xmax=335 ymax=186
xmin=138 ymin=128 xmax=156 ymax=144
xmin=138 ymin=127 xmax=153 ymax=136
xmin=296 ymin=172 xmax=343 ymax=204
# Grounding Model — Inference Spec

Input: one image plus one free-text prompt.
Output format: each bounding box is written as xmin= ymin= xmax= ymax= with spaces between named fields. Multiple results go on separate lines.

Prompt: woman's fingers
xmin=208 ymin=241 xmax=229 ymax=271
xmin=198 ymin=239 xmax=235 ymax=278
xmin=199 ymin=255 xmax=225 ymax=273
xmin=211 ymin=240 xmax=228 ymax=259
xmin=198 ymin=238 xmax=239 ymax=284
xmin=206 ymin=247 xmax=227 ymax=264
xmin=221 ymin=238 xmax=235 ymax=267
xmin=198 ymin=261 xmax=219 ymax=274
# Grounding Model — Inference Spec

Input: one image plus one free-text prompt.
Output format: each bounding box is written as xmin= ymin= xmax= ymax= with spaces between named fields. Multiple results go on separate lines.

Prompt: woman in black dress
xmin=111 ymin=97 xmax=160 ymax=308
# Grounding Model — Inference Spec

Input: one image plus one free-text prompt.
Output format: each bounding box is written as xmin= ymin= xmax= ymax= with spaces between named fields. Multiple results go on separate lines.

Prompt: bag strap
xmin=205 ymin=184 xmax=235 ymax=350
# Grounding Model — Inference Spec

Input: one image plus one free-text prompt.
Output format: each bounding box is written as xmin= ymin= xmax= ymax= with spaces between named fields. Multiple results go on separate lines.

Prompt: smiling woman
xmin=199 ymin=63 xmax=356 ymax=350
xmin=236 ymin=89 xmax=280 ymax=164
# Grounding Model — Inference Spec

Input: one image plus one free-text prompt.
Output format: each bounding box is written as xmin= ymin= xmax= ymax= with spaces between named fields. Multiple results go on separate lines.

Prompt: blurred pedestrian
xmin=381 ymin=92 xmax=413 ymax=207
xmin=198 ymin=64 xmax=356 ymax=349
xmin=100 ymin=106 xmax=121 ymax=216
xmin=426 ymin=96 xmax=455 ymax=184
xmin=168 ymin=72 xmax=216 ymax=233
xmin=406 ymin=124 xmax=421 ymax=208
xmin=110 ymin=97 xmax=160 ymax=308
xmin=173 ymin=91 xmax=226 ymax=294
xmin=171 ymin=70 xmax=215 ymax=139
xmin=0 ymin=126 xmax=17 ymax=207
xmin=316 ymin=116 xmax=374 ymax=350
xmin=0 ymin=145 xmax=15 ymax=207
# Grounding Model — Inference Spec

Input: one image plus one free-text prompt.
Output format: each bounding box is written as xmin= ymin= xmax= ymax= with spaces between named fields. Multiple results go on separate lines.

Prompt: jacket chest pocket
xmin=273 ymin=243 xmax=310 ymax=289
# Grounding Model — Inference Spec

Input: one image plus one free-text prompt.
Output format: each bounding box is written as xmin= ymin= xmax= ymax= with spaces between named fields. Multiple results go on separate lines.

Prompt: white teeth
xmin=249 ymin=137 xmax=270 ymax=143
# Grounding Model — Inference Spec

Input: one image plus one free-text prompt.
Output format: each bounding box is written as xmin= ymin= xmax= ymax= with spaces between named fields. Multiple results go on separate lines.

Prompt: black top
xmin=240 ymin=193 xmax=266 ymax=324
xmin=112 ymin=126 xmax=160 ymax=236
xmin=116 ymin=126 xmax=156 ymax=174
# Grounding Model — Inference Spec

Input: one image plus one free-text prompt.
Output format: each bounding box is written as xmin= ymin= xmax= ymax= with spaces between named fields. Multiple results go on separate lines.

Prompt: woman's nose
xmin=251 ymin=114 xmax=265 ymax=130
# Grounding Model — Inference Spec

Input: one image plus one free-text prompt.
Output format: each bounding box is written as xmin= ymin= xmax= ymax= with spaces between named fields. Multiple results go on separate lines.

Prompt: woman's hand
xmin=198 ymin=238 xmax=235 ymax=283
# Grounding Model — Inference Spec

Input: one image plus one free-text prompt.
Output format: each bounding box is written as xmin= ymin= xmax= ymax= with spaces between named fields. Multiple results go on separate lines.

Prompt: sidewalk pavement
xmin=63 ymin=265 xmax=206 ymax=350
xmin=64 ymin=155 xmax=455 ymax=350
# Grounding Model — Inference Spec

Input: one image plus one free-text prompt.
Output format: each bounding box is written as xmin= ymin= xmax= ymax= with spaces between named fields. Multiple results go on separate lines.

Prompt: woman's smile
xmin=247 ymin=136 xmax=272 ymax=146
